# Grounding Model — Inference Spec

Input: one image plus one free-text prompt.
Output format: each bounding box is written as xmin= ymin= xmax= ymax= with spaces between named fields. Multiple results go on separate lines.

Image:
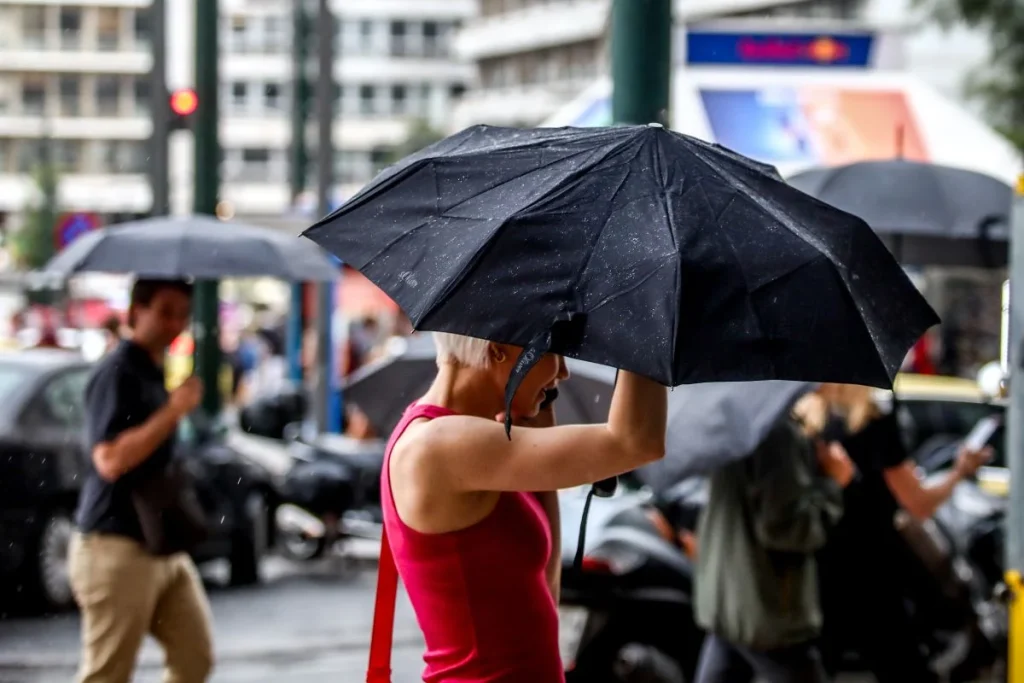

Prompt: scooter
xmin=558 ymin=482 xmax=704 ymax=683
xmin=237 ymin=391 xmax=384 ymax=561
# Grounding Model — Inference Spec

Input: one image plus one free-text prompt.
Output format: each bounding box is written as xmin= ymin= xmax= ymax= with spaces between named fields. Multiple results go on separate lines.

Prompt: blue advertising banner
xmin=686 ymin=31 xmax=874 ymax=67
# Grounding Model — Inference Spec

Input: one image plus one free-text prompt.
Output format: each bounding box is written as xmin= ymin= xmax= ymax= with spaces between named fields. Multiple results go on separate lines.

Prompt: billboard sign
xmin=686 ymin=31 xmax=874 ymax=68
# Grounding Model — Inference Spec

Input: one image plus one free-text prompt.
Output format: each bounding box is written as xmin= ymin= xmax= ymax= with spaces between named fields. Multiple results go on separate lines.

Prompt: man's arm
xmin=88 ymin=370 xmax=200 ymax=482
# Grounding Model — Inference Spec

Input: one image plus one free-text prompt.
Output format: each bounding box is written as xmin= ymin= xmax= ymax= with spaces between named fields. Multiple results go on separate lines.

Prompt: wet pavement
xmin=0 ymin=555 xmax=425 ymax=683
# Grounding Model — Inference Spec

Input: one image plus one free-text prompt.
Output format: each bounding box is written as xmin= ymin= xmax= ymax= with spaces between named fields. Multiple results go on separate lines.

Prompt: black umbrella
xmin=43 ymin=215 xmax=339 ymax=281
xmin=344 ymin=333 xmax=617 ymax=436
xmin=787 ymin=160 xmax=1012 ymax=268
xmin=635 ymin=380 xmax=815 ymax=494
xmin=304 ymin=124 xmax=939 ymax=434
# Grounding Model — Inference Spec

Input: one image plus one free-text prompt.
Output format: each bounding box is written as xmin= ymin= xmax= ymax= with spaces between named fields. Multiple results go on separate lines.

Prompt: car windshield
xmin=0 ymin=364 xmax=32 ymax=403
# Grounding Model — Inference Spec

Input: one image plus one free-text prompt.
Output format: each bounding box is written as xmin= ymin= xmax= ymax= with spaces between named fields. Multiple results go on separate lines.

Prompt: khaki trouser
xmin=69 ymin=532 xmax=215 ymax=683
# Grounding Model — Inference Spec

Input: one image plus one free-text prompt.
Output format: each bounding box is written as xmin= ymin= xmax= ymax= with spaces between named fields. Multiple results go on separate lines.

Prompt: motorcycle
xmin=558 ymin=482 xmax=703 ymax=683
xmin=237 ymin=390 xmax=385 ymax=561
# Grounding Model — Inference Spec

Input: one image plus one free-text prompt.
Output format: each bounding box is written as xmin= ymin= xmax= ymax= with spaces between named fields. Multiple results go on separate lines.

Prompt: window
xmin=230 ymin=16 xmax=247 ymax=52
xmin=97 ymin=7 xmax=121 ymax=51
xmin=38 ymin=369 xmax=90 ymax=429
xmin=263 ymin=15 xmax=286 ymax=52
xmin=96 ymin=76 xmax=121 ymax=116
xmin=230 ymin=81 xmax=248 ymax=111
xmin=359 ymin=20 xmax=375 ymax=54
xmin=0 ymin=139 xmax=9 ymax=173
xmin=391 ymin=84 xmax=407 ymax=115
xmin=264 ymin=82 xmax=281 ymax=110
xmin=423 ymin=21 xmax=442 ymax=57
xmin=21 ymin=6 xmax=45 ymax=48
xmin=17 ymin=139 xmax=44 ymax=173
xmin=132 ymin=77 xmax=150 ymax=115
xmin=133 ymin=8 xmax=152 ymax=47
xmin=59 ymin=76 xmax=80 ymax=116
xmin=59 ymin=7 xmax=82 ymax=49
xmin=390 ymin=21 xmax=407 ymax=56
xmin=22 ymin=76 xmax=46 ymax=115
xmin=53 ymin=139 xmax=81 ymax=172
xmin=359 ymin=85 xmax=375 ymax=115
xmin=240 ymin=147 xmax=272 ymax=181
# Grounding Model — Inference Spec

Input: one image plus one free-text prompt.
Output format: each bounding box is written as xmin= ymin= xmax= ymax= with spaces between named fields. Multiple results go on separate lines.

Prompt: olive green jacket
xmin=694 ymin=417 xmax=843 ymax=651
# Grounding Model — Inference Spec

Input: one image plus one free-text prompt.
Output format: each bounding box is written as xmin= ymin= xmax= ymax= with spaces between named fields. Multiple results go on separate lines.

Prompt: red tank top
xmin=381 ymin=403 xmax=564 ymax=682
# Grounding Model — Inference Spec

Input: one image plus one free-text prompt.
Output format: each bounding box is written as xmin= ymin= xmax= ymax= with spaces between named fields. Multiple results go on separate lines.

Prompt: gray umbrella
xmin=635 ymin=380 xmax=816 ymax=494
xmin=42 ymin=215 xmax=339 ymax=281
xmin=344 ymin=334 xmax=616 ymax=436
xmin=788 ymin=160 xmax=1011 ymax=268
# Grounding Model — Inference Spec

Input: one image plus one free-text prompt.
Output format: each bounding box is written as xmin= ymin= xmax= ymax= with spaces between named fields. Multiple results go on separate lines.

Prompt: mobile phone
xmin=539 ymin=388 xmax=559 ymax=410
xmin=963 ymin=415 xmax=1001 ymax=452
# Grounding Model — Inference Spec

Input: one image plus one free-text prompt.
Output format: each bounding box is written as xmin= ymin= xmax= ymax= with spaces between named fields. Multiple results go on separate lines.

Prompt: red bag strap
xmin=367 ymin=527 xmax=399 ymax=682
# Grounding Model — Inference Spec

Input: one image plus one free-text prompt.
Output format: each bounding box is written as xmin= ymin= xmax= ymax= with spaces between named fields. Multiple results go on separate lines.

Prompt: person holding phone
xmin=816 ymin=384 xmax=992 ymax=683
xmin=70 ymin=278 xmax=214 ymax=683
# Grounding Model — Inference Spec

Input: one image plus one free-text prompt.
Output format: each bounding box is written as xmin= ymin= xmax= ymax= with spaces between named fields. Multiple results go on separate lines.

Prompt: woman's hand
xmin=954 ymin=445 xmax=993 ymax=479
xmin=816 ymin=440 xmax=856 ymax=488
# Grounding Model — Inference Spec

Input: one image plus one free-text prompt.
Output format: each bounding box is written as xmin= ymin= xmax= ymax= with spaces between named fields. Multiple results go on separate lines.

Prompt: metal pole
xmin=610 ymin=0 xmax=672 ymax=126
xmin=315 ymin=0 xmax=340 ymax=433
xmin=286 ymin=2 xmax=312 ymax=385
xmin=148 ymin=0 xmax=169 ymax=216
xmin=1007 ymin=178 xmax=1024 ymax=683
xmin=192 ymin=0 xmax=221 ymax=416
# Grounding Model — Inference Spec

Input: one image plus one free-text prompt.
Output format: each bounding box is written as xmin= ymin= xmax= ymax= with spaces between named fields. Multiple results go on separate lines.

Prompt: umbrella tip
xmin=647 ymin=122 xmax=664 ymax=128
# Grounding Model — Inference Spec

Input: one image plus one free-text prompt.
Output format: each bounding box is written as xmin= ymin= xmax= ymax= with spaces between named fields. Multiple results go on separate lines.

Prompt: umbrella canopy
xmin=344 ymin=333 xmax=617 ymax=436
xmin=44 ymin=215 xmax=339 ymax=281
xmin=304 ymin=124 xmax=938 ymax=433
xmin=787 ymin=160 xmax=1012 ymax=268
xmin=635 ymin=380 xmax=815 ymax=494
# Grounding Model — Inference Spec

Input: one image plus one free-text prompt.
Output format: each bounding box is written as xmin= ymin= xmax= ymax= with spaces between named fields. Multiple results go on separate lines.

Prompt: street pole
xmin=1007 ymin=176 xmax=1024 ymax=683
xmin=148 ymin=0 xmax=169 ymax=216
xmin=610 ymin=0 xmax=672 ymax=126
xmin=315 ymin=0 xmax=341 ymax=433
xmin=286 ymin=1 xmax=312 ymax=385
xmin=192 ymin=0 xmax=221 ymax=416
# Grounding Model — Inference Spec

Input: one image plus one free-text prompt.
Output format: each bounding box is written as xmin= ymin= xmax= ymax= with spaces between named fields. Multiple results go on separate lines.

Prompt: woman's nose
xmin=557 ymin=357 xmax=570 ymax=380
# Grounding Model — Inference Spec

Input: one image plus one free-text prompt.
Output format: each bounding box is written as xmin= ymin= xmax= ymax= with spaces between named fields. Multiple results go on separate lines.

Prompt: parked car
xmin=0 ymin=349 xmax=279 ymax=612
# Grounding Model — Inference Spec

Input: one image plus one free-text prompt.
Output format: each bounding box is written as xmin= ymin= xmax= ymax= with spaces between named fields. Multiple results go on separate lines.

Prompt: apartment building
xmin=0 ymin=0 xmax=475 ymax=231
xmin=450 ymin=0 xmax=989 ymax=130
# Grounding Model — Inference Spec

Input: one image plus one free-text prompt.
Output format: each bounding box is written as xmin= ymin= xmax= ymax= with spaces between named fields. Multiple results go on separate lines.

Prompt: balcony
xmin=451 ymin=80 xmax=593 ymax=130
xmin=0 ymin=31 xmax=151 ymax=74
xmin=0 ymin=174 xmax=150 ymax=214
xmin=455 ymin=0 xmax=608 ymax=60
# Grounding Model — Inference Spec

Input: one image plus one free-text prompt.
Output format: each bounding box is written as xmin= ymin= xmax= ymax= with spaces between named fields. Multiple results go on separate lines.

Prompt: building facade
xmin=0 ymin=0 xmax=474 ymax=234
xmin=451 ymin=0 xmax=989 ymax=130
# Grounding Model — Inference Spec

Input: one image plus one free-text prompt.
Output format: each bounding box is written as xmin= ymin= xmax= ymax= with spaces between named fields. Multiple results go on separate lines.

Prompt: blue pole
xmin=327 ymin=275 xmax=343 ymax=433
xmin=286 ymin=284 xmax=304 ymax=383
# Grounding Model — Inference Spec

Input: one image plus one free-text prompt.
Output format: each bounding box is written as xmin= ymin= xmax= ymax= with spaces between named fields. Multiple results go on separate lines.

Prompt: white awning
xmin=542 ymin=70 xmax=1021 ymax=185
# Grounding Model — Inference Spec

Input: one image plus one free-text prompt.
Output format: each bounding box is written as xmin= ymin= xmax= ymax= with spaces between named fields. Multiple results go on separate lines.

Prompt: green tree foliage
xmin=384 ymin=119 xmax=447 ymax=166
xmin=13 ymin=162 xmax=60 ymax=270
xmin=916 ymin=0 xmax=1024 ymax=154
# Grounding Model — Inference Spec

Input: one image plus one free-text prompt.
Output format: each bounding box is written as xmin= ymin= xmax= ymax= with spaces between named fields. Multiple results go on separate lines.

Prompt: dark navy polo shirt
xmin=75 ymin=340 xmax=176 ymax=540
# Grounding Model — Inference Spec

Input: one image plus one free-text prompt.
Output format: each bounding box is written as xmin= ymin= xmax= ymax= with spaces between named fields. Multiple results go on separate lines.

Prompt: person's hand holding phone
xmin=169 ymin=376 xmax=204 ymax=418
xmin=954 ymin=446 xmax=993 ymax=479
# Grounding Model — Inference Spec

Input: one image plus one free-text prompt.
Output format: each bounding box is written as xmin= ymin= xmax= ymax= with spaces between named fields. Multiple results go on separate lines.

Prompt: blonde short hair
xmin=433 ymin=332 xmax=491 ymax=368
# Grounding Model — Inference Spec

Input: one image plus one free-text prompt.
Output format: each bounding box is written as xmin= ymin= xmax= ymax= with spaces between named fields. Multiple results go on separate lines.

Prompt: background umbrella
xmin=344 ymin=333 xmax=617 ymax=436
xmin=635 ymin=380 xmax=815 ymax=495
xmin=788 ymin=160 xmax=1012 ymax=268
xmin=43 ymin=215 xmax=339 ymax=281
xmin=304 ymin=124 xmax=939 ymax=435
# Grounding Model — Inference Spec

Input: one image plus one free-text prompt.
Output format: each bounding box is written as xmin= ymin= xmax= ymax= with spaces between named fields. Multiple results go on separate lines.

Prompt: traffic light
xmin=168 ymin=88 xmax=199 ymax=130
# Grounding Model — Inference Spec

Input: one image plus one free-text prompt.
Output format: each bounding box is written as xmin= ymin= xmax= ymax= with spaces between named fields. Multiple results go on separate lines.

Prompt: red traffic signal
xmin=170 ymin=88 xmax=199 ymax=117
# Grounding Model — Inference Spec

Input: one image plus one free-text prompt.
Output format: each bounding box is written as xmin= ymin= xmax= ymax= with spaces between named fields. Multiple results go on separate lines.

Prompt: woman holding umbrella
xmin=381 ymin=332 xmax=666 ymax=682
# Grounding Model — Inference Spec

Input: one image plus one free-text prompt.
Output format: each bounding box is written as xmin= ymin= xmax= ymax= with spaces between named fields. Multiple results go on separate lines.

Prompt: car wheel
xmin=229 ymin=490 xmax=267 ymax=587
xmin=29 ymin=510 xmax=75 ymax=611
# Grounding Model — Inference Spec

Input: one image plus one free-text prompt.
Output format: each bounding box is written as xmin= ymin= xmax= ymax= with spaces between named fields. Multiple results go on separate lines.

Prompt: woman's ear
xmin=489 ymin=343 xmax=508 ymax=365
